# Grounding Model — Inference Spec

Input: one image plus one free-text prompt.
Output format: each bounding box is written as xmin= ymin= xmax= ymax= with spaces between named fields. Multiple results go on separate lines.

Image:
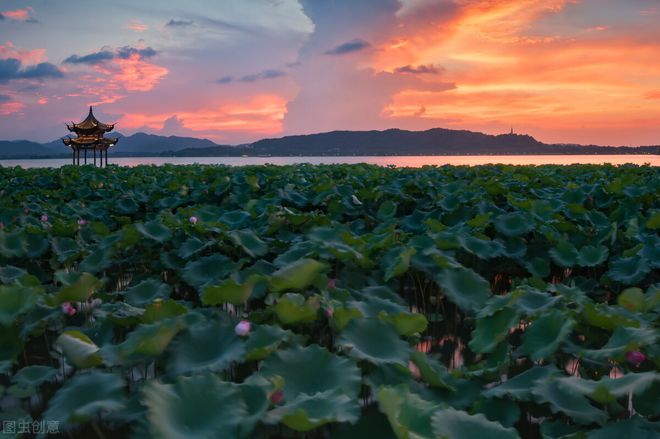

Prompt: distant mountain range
xmin=0 ymin=128 xmax=658 ymax=159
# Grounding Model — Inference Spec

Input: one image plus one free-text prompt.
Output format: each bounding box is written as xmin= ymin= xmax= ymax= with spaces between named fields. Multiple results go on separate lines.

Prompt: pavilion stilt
xmin=72 ymin=149 xmax=75 ymax=165
xmin=94 ymin=149 xmax=96 ymax=167
xmin=84 ymin=149 xmax=87 ymax=164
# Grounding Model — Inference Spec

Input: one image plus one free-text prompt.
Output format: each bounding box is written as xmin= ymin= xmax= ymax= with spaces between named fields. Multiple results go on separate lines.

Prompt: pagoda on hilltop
xmin=63 ymin=106 xmax=119 ymax=167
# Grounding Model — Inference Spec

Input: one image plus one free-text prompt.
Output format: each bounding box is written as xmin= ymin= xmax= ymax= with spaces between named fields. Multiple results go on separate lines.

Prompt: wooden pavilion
xmin=63 ymin=106 xmax=119 ymax=167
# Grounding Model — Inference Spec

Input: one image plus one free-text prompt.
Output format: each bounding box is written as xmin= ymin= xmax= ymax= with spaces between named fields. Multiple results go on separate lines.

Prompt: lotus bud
xmin=408 ymin=361 xmax=421 ymax=380
xmin=626 ymin=350 xmax=646 ymax=366
xmin=24 ymin=208 xmax=29 ymax=214
xmin=77 ymin=219 xmax=87 ymax=226
xmin=327 ymin=278 xmax=336 ymax=290
xmin=61 ymin=302 xmax=76 ymax=316
xmin=189 ymin=216 xmax=198 ymax=225
xmin=324 ymin=307 xmax=334 ymax=318
xmin=269 ymin=390 xmax=284 ymax=405
xmin=40 ymin=214 xmax=48 ymax=222
xmin=0 ymin=222 xmax=4 ymax=229
xmin=234 ymin=320 xmax=251 ymax=336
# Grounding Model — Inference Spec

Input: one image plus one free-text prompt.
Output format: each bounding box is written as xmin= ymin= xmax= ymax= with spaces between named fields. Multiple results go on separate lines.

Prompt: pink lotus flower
xmin=61 ymin=302 xmax=76 ymax=316
xmin=234 ymin=320 xmax=251 ymax=336
xmin=269 ymin=390 xmax=284 ymax=405
xmin=77 ymin=219 xmax=87 ymax=226
xmin=24 ymin=208 xmax=29 ymax=214
xmin=327 ymin=278 xmax=336 ymax=290
xmin=189 ymin=216 xmax=198 ymax=225
xmin=0 ymin=222 xmax=4 ymax=230
xmin=324 ymin=307 xmax=334 ymax=318
xmin=626 ymin=350 xmax=646 ymax=366
xmin=40 ymin=215 xmax=48 ymax=222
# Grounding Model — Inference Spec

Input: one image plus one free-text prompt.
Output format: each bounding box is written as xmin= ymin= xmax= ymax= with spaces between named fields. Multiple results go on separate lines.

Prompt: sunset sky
xmin=1 ymin=0 xmax=659 ymax=146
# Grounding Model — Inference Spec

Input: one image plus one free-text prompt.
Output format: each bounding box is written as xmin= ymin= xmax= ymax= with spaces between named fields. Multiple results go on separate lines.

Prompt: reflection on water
xmin=1 ymin=154 xmax=658 ymax=168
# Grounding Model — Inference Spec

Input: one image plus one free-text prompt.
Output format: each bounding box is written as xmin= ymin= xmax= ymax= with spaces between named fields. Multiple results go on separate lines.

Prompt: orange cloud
xmin=0 ymin=41 xmax=45 ymax=64
xmin=119 ymin=95 xmax=287 ymax=136
xmin=113 ymin=54 xmax=168 ymax=91
xmin=1 ymin=7 xmax=34 ymax=21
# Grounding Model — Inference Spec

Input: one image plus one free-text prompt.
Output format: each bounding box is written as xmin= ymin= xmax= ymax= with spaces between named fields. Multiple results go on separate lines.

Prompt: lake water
xmin=0 ymin=155 xmax=657 ymax=168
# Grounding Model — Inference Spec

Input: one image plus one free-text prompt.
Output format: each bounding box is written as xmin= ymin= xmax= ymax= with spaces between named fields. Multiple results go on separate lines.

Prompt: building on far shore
xmin=63 ymin=106 xmax=118 ymax=167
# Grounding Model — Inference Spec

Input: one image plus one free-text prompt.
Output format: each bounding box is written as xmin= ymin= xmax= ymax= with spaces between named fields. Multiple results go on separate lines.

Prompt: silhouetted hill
xmin=1 ymin=128 xmax=658 ymax=159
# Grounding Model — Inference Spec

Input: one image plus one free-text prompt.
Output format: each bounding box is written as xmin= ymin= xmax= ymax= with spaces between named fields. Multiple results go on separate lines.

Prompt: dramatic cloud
xmin=394 ymin=64 xmax=444 ymax=75
xmin=0 ymin=42 xmax=45 ymax=65
xmin=324 ymin=39 xmax=371 ymax=55
xmin=217 ymin=69 xmax=287 ymax=84
xmin=166 ymin=19 xmax=194 ymax=27
xmin=64 ymin=46 xmax=157 ymax=65
xmin=0 ymin=94 xmax=10 ymax=102
xmin=0 ymin=58 xmax=63 ymax=83
xmin=216 ymin=76 xmax=233 ymax=84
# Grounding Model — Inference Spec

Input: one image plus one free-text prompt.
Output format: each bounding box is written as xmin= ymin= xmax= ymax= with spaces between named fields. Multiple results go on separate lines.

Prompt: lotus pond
xmin=0 ymin=163 xmax=658 ymax=438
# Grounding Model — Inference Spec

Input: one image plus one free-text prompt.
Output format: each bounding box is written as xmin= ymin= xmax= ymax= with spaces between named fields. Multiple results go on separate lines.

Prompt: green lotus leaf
xmin=409 ymin=350 xmax=453 ymax=390
xmin=431 ymin=408 xmax=520 ymax=439
xmin=634 ymin=381 xmax=660 ymax=416
xmin=0 ymin=326 xmax=22 ymax=361
xmin=269 ymin=258 xmax=327 ymax=293
xmin=331 ymin=405 xmax=397 ymax=439
xmin=266 ymin=390 xmax=360 ymax=431
xmin=115 ymin=197 xmax=139 ymax=214
xmin=435 ymin=267 xmax=490 ymax=313
xmin=219 ymin=209 xmax=251 ymax=228
xmin=645 ymin=211 xmax=660 ymax=230
xmin=582 ymin=326 xmax=657 ymax=361
xmin=483 ymin=366 xmax=559 ymax=401
xmin=458 ymin=234 xmax=505 ymax=259
xmin=245 ymin=324 xmax=289 ymax=360
xmin=234 ymin=382 xmax=269 ymax=437
xmin=202 ymin=277 xmax=256 ymax=306
xmin=135 ymin=218 xmax=172 ymax=243
xmin=43 ymin=372 xmax=126 ymax=424
xmin=513 ymin=287 xmax=561 ymax=314
xmin=182 ymin=254 xmax=239 ymax=289
xmin=469 ymin=307 xmax=518 ymax=354
xmin=382 ymin=246 xmax=416 ymax=282
xmin=473 ymin=398 xmax=521 ymax=429
xmin=55 ymin=330 xmax=103 ymax=368
xmin=11 ymin=365 xmax=57 ymax=387
xmin=142 ymin=299 xmax=188 ymax=323
xmin=332 ymin=306 xmax=363 ymax=331
xmin=0 ymin=230 xmax=27 ymax=258
xmin=52 ymin=237 xmax=80 ymax=262
xmin=494 ymin=212 xmax=534 ymax=237
xmin=51 ymin=272 xmax=102 ymax=305
xmin=384 ymin=312 xmax=428 ymax=337
xmin=532 ymin=378 xmax=607 ymax=425
xmin=0 ymin=265 xmax=27 ymax=284
xmin=608 ymin=256 xmax=651 ymax=285
xmin=259 ymin=344 xmax=361 ymax=398
xmin=377 ymin=200 xmax=398 ymax=220
xmin=587 ymin=417 xmax=660 ymax=439
xmin=142 ymin=374 xmax=248 ymax=439
xmin=337 ymin=318 xmax=410 ymax=367
xmin=577 ymin=245 xmax=609 ymax=267
xmin=177 ymin=237 xmax=213 ymax=260
xmin=377 ymin=385 xmax=440 ymax=439
xmin=0 ymin=284 xmax=38 ymax=326
xmin=228 ymin=229 xmax=268 ymax=258
xmin=124 ymin=279 xmax=172 ymax=306
xmin=167 ymin=321 xmax=245 ymax=376
xmin=617 ymin=287 xmax=645 ymax=312
xmin=523 ymin=258 xmax=550 ymax=279
xmin=519 ymin=310 xmax=574 ymax=360
xmin=275 ymin=293 xmax=319 ymax=324
xmin=582 ymin=303 xmax=641 ymax=330
xmin=549 ymin=240 xmax=579 ymax=267
xmin=78 ymin=246 xmax=113 ymax=273
xmin=25 ymin=232 xmax=50 ymax=258
xmin=117 ymin=319 xmax=184 ymax=364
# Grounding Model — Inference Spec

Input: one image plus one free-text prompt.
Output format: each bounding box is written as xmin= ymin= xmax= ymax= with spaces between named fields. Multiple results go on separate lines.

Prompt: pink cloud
xmin=0 ymin=41 xmax=45 ymax=64
xmin=0 ymin=100 xmax=25 ymax=115
xmin=126 ymin=20 xmax=148 ymax=33
xmin=113 ymin=54 xmax=168 ymax=91
xmin=2 ymin=7 xmax=34 ymax=21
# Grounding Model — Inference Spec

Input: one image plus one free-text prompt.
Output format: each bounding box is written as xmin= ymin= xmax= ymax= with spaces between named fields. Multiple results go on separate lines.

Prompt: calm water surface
xmin=1 ymin=155 xmax=657 ymax=168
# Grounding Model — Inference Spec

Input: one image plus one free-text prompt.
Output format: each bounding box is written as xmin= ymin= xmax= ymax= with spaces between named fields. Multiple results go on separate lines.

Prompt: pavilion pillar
xmin=77 ymin=149 xmax=80 ymax=165
xmin=84 ymin=149 xmax=87 ymax=164
xmin=72 ymin=148 xmax=75 ymax=165
xmin=105 ymin=149 xmax=108 ymax=167
xmin=94 ymin=149 xmax=97 ymax=167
